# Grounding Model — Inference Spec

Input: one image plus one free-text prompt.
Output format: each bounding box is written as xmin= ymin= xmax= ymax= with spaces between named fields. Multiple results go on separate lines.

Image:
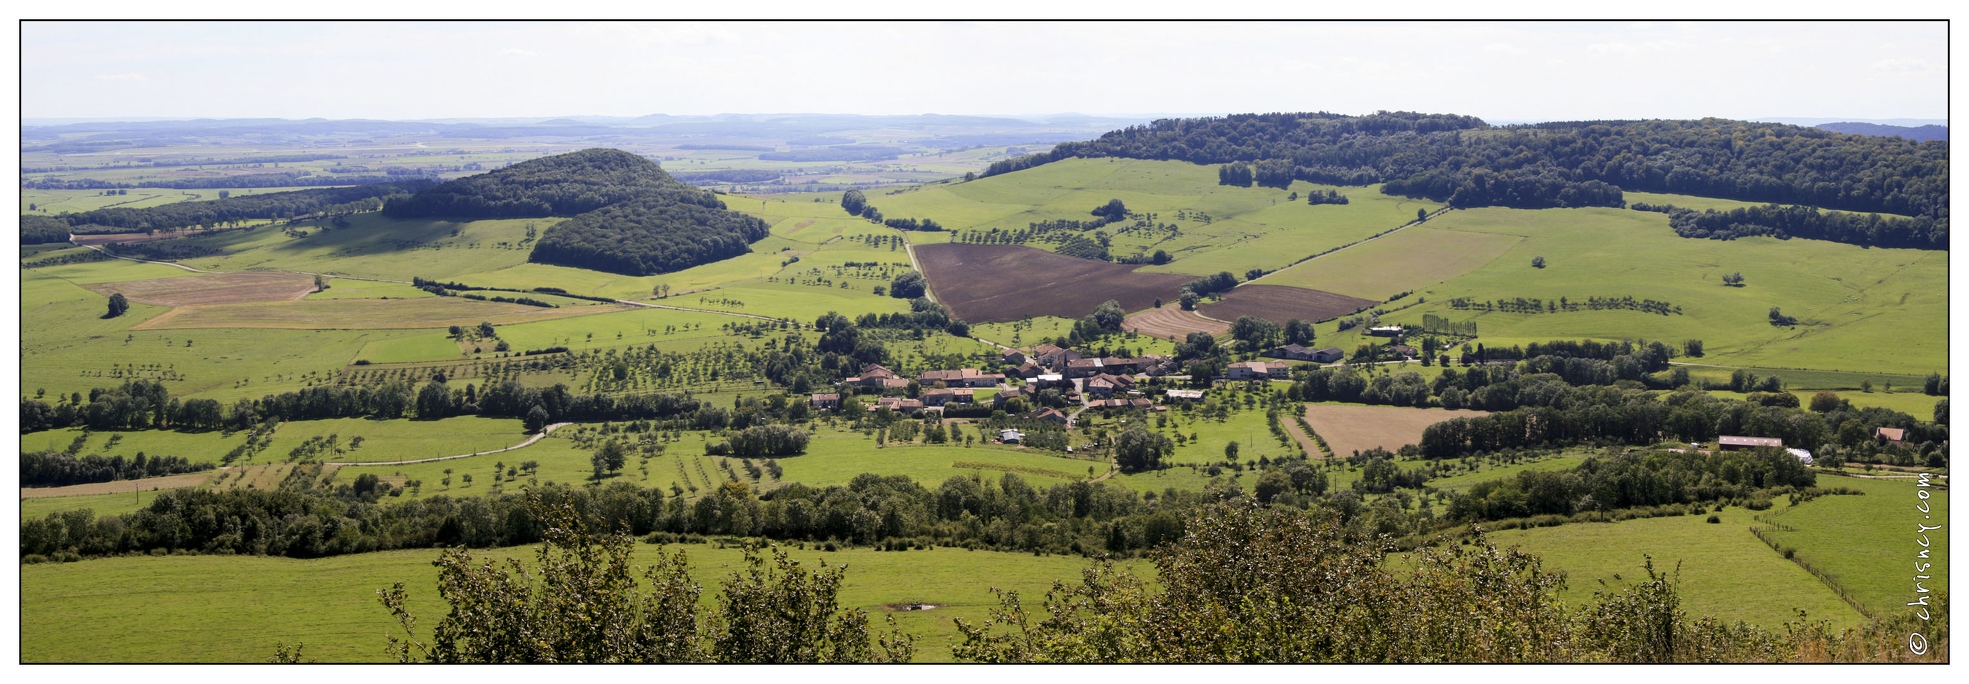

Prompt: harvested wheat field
xmin=1198 ymin=284 xmax=1376 ymax=326
xmin=20 ymin=471 xmax=215 ymax=499
xmin=916 ymin=243 xmax=1192 ymax=323
xmin=134 ymin=298 xmax=629 ymax=330
xmin=82 ymin=271 xmax=320 ymax=307
xmin=1301 ymin=403 xmax=1489 ymax=458
xmin=1123 ymin=305 xmax=1230 ymax=341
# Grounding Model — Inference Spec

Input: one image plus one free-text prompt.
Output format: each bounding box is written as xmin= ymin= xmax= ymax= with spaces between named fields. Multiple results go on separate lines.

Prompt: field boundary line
xmin=325 ymin=422 xmax=571 ymax=466
xmin=1247 ymin=205 xmax=1452 ymax=287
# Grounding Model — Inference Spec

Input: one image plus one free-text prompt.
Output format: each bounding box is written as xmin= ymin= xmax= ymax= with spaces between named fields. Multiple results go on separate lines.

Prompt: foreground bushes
xmin=951 ymin=501 xmax=1947 ymax=663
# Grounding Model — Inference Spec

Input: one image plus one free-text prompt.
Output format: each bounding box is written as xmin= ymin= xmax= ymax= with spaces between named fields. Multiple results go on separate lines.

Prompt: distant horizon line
xmin=21 ymin=113 xmax=1950 ymax=128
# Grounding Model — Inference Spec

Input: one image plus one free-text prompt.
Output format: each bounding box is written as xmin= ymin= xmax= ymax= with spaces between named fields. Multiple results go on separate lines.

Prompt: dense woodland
xmin=986 ymin=112 xmax=1947 ymax=247
xmin=1640 ymin=202 xmax=1948 ymax=250
xmin=530 ymin=196 xmax=769 ymax=275
xmin=21 ymin=180 xmax=435 ymax=237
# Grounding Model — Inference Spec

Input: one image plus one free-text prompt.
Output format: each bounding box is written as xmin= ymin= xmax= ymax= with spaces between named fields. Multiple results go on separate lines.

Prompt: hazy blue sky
xmin=21 ymin=21 xmax=1948 ymax=121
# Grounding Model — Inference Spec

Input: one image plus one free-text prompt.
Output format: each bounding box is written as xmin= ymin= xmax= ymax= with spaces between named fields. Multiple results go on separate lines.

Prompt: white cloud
xmin=1873 ymin=57 xmax=1934 ymax=72
xmin=93 ymin=72 xmax=146 ymax=81
xmin=498 ymin=48 xmax=538 ymax=57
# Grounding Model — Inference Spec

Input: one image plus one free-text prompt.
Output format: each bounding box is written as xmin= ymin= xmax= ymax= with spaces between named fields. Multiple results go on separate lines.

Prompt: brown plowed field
xmin=915 ymin=243 xmax=1192 ymax=323
xmin=1198 ymin=284 xmax=1376 ymax=325
xmin=1302 ymin=403 xmax=1490 ymax=457
xmin=1122 ymin=306 xmax=1230 ymax=341
xmin=82 ymin=272 xmax=319 ymax=307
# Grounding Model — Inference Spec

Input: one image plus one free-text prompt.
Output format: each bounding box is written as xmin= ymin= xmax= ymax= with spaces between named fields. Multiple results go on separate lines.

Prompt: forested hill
xmin=989 ymin=112 xmax=1948 ymax=221
xmin=381 ymin=148 xmax=724 ymax=219
xmin=385 ymin=148 xmax=770 ymax=276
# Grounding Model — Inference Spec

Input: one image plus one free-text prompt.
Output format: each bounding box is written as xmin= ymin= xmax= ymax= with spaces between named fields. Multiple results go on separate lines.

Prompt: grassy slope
xmin=1310 ymin=206 xmax=1945 ymax=376
xmin=19 ymin=543 xmax=1118 ymax=663
xmin=871 ymin=158 xmax=1440 ymax=280
xmin=1756 ymin=475 xmax=1948 ymax=618
xmin=1487 ymin=505 xmax=1867 ymax=630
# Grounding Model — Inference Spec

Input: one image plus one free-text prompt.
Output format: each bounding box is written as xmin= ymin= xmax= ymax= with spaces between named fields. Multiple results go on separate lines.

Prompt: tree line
xmin=1655 ymin=202 xmax=1947 ymax=251
xmin=22 ymin=450 xmax=214 ymax=487
xmin=27 ymin=180 xmax=435 ymax=235
xmin=987 ymin=112 xmax=1948 ymax=222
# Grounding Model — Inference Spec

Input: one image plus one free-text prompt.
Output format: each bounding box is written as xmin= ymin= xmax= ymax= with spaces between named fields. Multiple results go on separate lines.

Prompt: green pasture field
xmin=20 ymin=263 xmax=420 ymax=402
xmin=1487 ymin=505 xmax=1867 ymax=630
xmin=159 ymin=215 xmax=544 ymax=279
xmin=779 ymin=437 xmax=1104 ymax=488
xmin=354 ymin=332 xmax=467 ymax=364
xmin=22 ymin=426 xmax=246 ymax=464
xmin=861 ymin=158 xmax=1439 ymax=278
xmin=1756 ymin=475 xmax=1948 ymax=618
xmin=261 ymin=415 xmax=533 ymax=464
xmin=19 ymin=542 xmax=1123 ymax=663
xmin=22 ymin=487 xmax=177 ymax=520
xmin=329 ymin=432 xmax=688 ymax=499
xmin=21 ymin=187 xmax=317 ymax=215
xmin=1705 ymin=389 xmax=1944 ymax=418
xmin=1258 ymin=226 xmax=1522 ymax=301
xmin=303 ymin=277 xmax=434 ymax=300
xmin=1312 ymin=206 xmax=1946 ymax=376
xmin=488 ymin=306 xmax=757 ymax=355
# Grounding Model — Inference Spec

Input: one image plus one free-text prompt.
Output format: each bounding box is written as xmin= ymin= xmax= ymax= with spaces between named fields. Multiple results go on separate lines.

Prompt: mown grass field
xmin=19 ymin=542 xmax=1124 ymax=663
xmin=1258 ymin=226 xmax=1522 ymax=301
xmin=1487 ymin=505 xmax=1867 ymax=630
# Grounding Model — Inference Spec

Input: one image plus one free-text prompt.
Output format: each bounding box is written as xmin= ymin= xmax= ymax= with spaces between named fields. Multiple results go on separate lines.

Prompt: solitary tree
xmin=1531 ymin=256 xmax=1546 ymax=268
xmin=1224 ymin=441 xmax=1240 ymax=462
xmin=105 ymin=293 xmax=129 ymax=319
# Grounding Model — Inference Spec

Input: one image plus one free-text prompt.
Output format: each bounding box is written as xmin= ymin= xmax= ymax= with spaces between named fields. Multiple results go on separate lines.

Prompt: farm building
xmin=1787 ymin=448 xmax=1815 ymax=465
xmin=809 ymin=393 xmax=840 ymax=409
xmin=1717 ymin=435 xmax=1783 ymax=450
xmin=994 ymin=385 xmax=1034 ymax=406
xmin=1875 ymin=427 xmax=1907 ymax=446
xmin=1032 ymin=373 xmax=1071 ymax=389
xmin=1227 ymin=360 xmax=1291 ymax=380
xmin=1266 ymin=344 xmax=1344 ymax=363
xmin=1011 ymin=362 xmax=1044 ymax=379
xmin=874 ymin=397 xmax=925 ymax=412
xmin=1137 ymin=353 xmax=1177 ymax=375
xmin=918 ymin=368 xmax=1005 ymax=388
xmin=1001 ymin=349 xmax=1029 ymax=365
xmin=1367 ymin=326 xmax=1404 ymax=337
xmin=843 ymin=364 xmax=910 ymax=389
xmin=1034 ymin=344 xmax=1081 ymax=369
xmin=1032 ymin=407 xmax=1069 ymax=424
xmin=999 ymin=429 xmax=1024 ymax=444
xmin=921 ymin=388 xmax=964 ymax=406
xmin=1165 ymin=389 xmax=1205 ymax=400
